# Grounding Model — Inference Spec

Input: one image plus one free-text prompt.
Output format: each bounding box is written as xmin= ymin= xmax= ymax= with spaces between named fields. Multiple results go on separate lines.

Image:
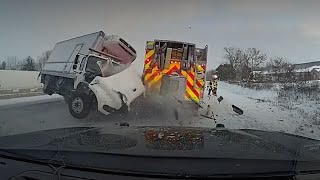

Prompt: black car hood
xmin=1 ymin=126 xmax=320 ymax=176
xmin=0 ymin=126 xmax=319 ymax=161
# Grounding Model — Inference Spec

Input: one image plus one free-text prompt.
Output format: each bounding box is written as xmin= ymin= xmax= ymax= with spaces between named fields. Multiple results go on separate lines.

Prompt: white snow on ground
xmin=0 ymin=70 xmax=42 ymax=90
xmin=0 ymin=94 xmax=63 ymax=107
xmin=210 ymin=81 xmax=320 ymax=140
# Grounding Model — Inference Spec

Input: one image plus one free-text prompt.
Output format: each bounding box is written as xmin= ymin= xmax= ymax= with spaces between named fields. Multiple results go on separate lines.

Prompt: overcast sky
xmin=1 ymin=0 xmax=320 ymax=69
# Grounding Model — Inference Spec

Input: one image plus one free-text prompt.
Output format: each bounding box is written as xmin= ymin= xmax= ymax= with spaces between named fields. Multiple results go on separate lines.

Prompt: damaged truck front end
xmin=89 ymin=65 xmax=145 ymax=116
xmin=67 ymin=52 xmax=144 ymax=119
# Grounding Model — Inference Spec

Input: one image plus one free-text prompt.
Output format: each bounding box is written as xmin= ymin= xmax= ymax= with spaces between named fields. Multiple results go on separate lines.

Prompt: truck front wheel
xmin=68 ymin=93 xmax=92 ymax=119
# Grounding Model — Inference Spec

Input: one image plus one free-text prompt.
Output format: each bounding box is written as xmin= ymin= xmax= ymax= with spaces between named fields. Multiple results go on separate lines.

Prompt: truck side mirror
xmin=74 ymin=54 xmax=80 ymax=64
xmin=72 ymin=64 xmax=77 ymax=70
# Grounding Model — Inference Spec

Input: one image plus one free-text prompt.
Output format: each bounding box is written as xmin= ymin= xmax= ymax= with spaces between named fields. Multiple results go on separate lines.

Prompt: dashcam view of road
xmin=2 ymin=1 xmax=320 ymax=179
xmin=0 ymin=1 xmax=319 ymax=142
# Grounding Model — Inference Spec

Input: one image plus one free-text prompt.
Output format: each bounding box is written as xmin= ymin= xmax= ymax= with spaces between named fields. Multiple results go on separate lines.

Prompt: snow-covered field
xmin=0 ymin=70 xmax=42 ymax=90
xmin=215 ymin=81 xmax=320 ymax=140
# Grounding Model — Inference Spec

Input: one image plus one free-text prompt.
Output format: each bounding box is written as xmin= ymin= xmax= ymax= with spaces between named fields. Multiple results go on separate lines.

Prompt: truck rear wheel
xmin=69 ymin=93 xmax=92 ymax=119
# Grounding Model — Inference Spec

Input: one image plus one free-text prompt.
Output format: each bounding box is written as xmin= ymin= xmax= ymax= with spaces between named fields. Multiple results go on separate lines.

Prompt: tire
xmin=43 ymin=76 xmax=55 ymax=95
xmin=68 ymin=92 xmax=92 ymax=119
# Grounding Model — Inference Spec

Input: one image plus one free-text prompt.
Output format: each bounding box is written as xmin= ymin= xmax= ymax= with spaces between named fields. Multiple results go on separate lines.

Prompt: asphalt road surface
xmin=0 ymin=96 xmax=216 ymax=137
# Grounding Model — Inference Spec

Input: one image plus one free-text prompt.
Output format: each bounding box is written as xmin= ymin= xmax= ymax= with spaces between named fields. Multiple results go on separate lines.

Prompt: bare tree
xmin=242 ymin=48 xmax=267 ymax=81
xmin=246 ymin=48 xmax=267 ymax=69
xmin=224 ymin=47 xmax=243 ymax=81
xmin=223 ymin=46 xmax=294 ymax=83
xmin=6 ymin=56 xmax=18 ymax=70
xmin=266 ymin=57 xmax=291 ymax=82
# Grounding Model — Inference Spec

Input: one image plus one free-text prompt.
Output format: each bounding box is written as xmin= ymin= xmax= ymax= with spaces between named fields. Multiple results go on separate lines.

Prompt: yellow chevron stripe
xmin=194 ymin=86 xmax=201 ymax=93
xmin=144 ymin=71 xmax=154 ymax=82
xmin=186 ymin=74 xmax=194 ymax=85
xmin=144 ymin=75 xmax=149 ymax=82
xmin=144 ymin=60 xmax=151 ymax=70
xmin=197 ymin=80 xmax=204 ymax=87
xmin=144 ymin=66 xmax=158 ymax=82
xmin=186 ymin=86 xmax=199 ymax=102
xmin=149 ymin=74 xmax=162 ymax=87
xmin=161 ymin=63 xmax=179 ymax=75
xmin=180 ymin=71 xmax=193 ymax=84
xmin=196 ymin=64 xmax=204 ymax=71
xmin=145 ymin=71 xmax=156 ymax=82
xmin=144 ymin=63 xmax=202 ymax=103
xmin=144 ymin=71 xmax=151 ymax=81
xmin=145 ymin=50 xmax=154 ymax=60
xmin=162 ymin=69 xmax=169 ymax=74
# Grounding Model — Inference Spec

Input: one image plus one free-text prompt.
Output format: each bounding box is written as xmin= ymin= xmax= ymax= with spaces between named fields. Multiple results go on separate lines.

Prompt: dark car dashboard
xmin=1 ymin=154 xmax=319 ymax=180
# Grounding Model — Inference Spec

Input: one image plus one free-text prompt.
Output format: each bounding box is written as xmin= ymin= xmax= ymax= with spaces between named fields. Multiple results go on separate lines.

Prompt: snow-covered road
xmin=0 ymin=82 xmax=319 ymax=140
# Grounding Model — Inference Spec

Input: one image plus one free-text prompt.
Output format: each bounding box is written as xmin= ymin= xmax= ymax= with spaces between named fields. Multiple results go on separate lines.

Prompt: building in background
xmin=260 ymin=61 xmax=320 ymax=82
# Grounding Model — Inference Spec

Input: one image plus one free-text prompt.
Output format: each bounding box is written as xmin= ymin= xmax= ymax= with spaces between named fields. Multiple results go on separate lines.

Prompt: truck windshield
xmin=86 ymin=55 xmax=129 ymax=77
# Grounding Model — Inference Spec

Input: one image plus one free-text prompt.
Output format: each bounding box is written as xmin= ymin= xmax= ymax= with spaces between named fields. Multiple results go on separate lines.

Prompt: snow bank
xmin=0 ymin=70 xmax=42 ymax=90
xmin=217 ymin=82 xmax=277 ymax=102
xmin=214 ymin=81 xmax=320 ymax=140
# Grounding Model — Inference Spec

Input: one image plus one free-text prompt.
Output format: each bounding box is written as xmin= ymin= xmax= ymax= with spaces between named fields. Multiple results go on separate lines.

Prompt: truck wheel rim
xmin=72 ymin=97 xmax=83 ymax=113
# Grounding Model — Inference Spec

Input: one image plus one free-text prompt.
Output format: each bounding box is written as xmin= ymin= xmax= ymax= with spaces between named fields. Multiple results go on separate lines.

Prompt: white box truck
xmin=40 ymin=31 xmax=144 ymax=119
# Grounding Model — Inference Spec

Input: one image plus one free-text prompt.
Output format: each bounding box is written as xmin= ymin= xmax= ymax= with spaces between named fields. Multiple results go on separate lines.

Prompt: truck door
xmin=73 ymin=55 xmax=89 ymax=89
xmin=64 ymin=44 xmax=84 ymax=73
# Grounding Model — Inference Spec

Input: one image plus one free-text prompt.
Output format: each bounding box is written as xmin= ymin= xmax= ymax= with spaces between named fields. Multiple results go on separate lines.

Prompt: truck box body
xmin=42 ymin=31 xmax=104 ymax=79
xmin=42 ymin=31 xmax=136 ymax=79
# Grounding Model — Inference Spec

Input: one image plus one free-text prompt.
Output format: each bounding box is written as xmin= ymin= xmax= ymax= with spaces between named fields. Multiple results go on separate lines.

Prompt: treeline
xmin=0 ymin=50 xmax=51 ymax=71
xmin=214 ymin=47 xmax=293 ymax=82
